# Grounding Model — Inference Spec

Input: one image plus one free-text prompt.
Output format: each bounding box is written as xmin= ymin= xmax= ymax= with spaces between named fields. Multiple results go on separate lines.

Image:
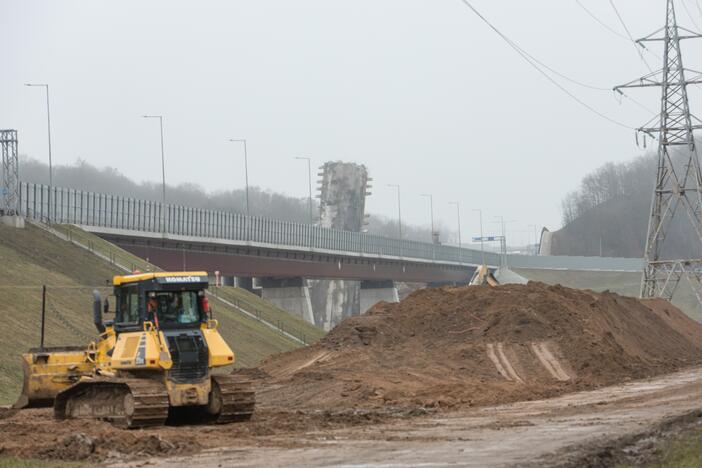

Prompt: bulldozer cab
xmin=112 ymin=272 xmax=210 ymax=333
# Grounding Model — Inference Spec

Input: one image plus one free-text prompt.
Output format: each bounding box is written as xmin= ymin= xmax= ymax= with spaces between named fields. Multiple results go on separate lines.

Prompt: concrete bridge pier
xmin=260 ymin=277 xmax=314 ymax=324
xmin=360 ymin=280 xmax=399 ymax=314
xmin=0 ymin=215 xmax=24 ymax=228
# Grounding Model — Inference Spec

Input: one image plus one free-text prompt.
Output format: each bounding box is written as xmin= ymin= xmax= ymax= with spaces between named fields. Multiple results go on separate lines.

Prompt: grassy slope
xmin=0 ymin=458 xmax=81 ymax=468
xmin=0 ymin=223 xmax=319 ymax=405
xmin=52 ymin=225 xmax=325 ymax=345
xmin=210 ymin=286 xmax=325 ymax=345
xmin=646 ymin=430 xmax=702 ymax=468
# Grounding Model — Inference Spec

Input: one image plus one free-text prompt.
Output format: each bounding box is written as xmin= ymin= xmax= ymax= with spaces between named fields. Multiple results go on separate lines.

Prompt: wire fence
xmin=10 ymin=285 xmax=310 ymax=350
xmin=44 ymin=222 xmax=314 ymax=345
xmin=208 ymin=288 xmax=313 ymax=345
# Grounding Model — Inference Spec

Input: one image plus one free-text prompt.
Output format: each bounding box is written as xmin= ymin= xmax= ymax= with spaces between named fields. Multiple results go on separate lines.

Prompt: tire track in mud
xmin=486 ymin=343 xmax=524 ymax=383
xmin=531 ymin=342 xmax=571 ymax=381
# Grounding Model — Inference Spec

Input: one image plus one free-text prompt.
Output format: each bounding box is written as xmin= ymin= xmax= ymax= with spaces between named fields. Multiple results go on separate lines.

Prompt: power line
xmin=608 ymin=0 xmax=655 ymax=73
xmin=575 ymin=0 xmax=630 ymax=41
xmin=574 ymin=0 xmax=662 ymax=62
xmin=681 ymin=0 xmax=701 ymax=30
xmin=457 ymin=0 xmax=634 ymax=129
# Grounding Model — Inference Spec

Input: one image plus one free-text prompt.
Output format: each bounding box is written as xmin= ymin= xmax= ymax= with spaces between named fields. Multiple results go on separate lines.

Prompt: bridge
xmin=16 ymin=182 xmax=643 ymax=279
xmin=14 ymin=182 xmax=643 ymax=326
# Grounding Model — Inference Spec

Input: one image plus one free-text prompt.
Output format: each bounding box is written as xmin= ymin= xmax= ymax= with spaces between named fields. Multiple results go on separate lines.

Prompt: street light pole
xmin=387 ymin=184 xmax=402 ymax=239
xmin=25 ymin=83 xmax=53 ymax=221
xmin=142 ymin=115 xmax=166 ymax=204
xmin=493 ymin=216 xmax=516 ymax=269
xmin=449 ymin=201 xmax=462 ymax=264
xmin=449 ymin=201 xmax=462 ymax=249
xmin=529 ymin=224 xmax=539 ymax=255
xmin=295 ymin=156 xmax=314 ymax=223
xmin=229 ymin=139 xmax=249 ymax=215
xmin=473 ymin=208 xmax=485 ymax=265
xmin=420 ymin=193 xmax=434 ymax=242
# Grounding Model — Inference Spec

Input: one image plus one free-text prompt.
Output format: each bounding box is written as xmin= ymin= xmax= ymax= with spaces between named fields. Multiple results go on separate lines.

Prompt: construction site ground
xmin=5 ymin=282 xmax=702 ymax=466
xmin=2 ymin=367 xmax=702 ymax=466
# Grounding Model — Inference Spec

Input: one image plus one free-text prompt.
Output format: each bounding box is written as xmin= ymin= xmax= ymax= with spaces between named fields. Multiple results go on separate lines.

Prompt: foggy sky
xmin=2 ymin=0 xmax=700 ymax=247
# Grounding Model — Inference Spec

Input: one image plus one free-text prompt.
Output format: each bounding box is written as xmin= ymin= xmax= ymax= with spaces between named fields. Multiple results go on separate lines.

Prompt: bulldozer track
xmin=121 ymin=379 xmax=170 ymax=428
xmin=54 ymin=378 xmax=169 ymax=429
xmin=211 ymin=375 xmax=256 ymax=423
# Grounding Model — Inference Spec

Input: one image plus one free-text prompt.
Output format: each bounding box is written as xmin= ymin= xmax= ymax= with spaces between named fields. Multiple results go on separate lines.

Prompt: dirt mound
xmin=35 ymin=432 xmax=197 ymax=462
xmin=0 ymin=409 xmax=202 ymax=463
xmin=259 ymin=282 xmax=702 ymax=411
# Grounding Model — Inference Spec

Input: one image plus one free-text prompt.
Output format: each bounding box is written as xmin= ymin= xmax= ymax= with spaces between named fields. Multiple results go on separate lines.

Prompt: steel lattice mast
xmin=615 ymin=0 xmax=702 ymax=302
xmin=1 ymin=130 xmax=19 ymax=216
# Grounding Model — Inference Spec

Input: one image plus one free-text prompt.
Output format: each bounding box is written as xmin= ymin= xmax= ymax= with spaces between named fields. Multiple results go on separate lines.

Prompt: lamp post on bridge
xmin=449 ymin=201 xmax=462 ymax=263
xmin=528 ymin=224 xmax=539 ymax=255
xmin=25 ymin=83 xmax=53 ymax=221
xmin=294 ymin=156 xmax=314 ymax=224
xmin=141 ymin=115 xmax=167 ymax=204
xmin=420 ymin=193 xmax=435 ymax=243
xmin=473 ymin=208 xmax=485 ymax=265
xmin=229 ymin=139 xmax=250 ymax=216
xmin=493 ymin=216 xmax=516 ymax=269
xmin=387 ymin=184 xmax=402 ymax=239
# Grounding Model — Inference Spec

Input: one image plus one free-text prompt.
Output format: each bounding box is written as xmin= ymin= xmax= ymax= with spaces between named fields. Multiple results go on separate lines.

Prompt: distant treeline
xmin=555 ymin=139 xmax=702 ymax=258
xmin=17 ymin=157 xmax=442 ymax=243
xmin=560 ymin=155 xmax=655 ymax=226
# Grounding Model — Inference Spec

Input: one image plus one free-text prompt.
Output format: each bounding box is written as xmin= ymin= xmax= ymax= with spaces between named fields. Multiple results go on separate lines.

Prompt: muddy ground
xmin=125 ymin=366 xmax=702 ymax=467
xmin=3 ymin=283 xmax=702 ymax=466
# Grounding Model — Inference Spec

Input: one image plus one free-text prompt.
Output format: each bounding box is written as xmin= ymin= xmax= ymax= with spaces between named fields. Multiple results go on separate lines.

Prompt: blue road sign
xmin=472 ymin=236 xmax=501 ymax=242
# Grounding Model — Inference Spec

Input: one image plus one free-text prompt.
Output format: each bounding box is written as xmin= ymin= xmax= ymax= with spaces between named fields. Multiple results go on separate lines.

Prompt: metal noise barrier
xmin=17 ymin=182 xmax=643 ymax=272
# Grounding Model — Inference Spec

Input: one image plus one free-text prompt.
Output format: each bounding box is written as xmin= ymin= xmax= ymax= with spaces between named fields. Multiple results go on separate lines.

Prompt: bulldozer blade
xmin=13 ymin=347 xmax=94 ymax=409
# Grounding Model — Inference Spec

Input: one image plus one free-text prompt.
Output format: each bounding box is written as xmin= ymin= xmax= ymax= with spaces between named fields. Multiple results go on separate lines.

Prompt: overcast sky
xmin=2 ymin=0 xmax=701 ymax=246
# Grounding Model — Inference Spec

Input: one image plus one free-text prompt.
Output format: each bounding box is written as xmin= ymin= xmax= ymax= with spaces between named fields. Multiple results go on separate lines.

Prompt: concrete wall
xmin=260 ymin=277 xmax=314 ymax=324
xmin=360 ymin=280 xmax=399 ymax=314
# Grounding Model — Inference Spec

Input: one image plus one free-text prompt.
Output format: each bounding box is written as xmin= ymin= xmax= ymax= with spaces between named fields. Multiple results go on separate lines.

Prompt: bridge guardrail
xmin=19 ymin=182 xmax=499 ymax=266
xmin=18 ymin=182 xmax=643 ymax=272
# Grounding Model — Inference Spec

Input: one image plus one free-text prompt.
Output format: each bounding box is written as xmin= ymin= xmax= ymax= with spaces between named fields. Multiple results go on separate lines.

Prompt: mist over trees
xmin=560 ymin=155 xmax=655 ymax=226
xmin=17 ymin=157 xmax=439 ymax=242
xmin=555 ymin=140 xmax=702 ymax=258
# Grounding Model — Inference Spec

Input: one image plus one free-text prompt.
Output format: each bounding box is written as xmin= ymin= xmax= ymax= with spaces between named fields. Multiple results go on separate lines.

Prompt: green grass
xmin=52 ymin=224 xmax=155 ymax=273
xmin=613 ymin=428 xmax=702 ymax=468
xmin=0 ymin=458 xmax=81 ymax=468
xmin=652 ymin=429 xmax=702 ymax=467
xmin=0 ymin=223 xmax=322 ymax=405
xmin=210 ymin=285 xmax=326 ymax=345
xmin=52 ymin=224 xmax=325 ymax=344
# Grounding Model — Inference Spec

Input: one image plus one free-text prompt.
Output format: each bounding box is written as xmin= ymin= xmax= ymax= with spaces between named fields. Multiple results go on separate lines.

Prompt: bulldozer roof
xmin=113 ymin=271 xmax=209 ymax=286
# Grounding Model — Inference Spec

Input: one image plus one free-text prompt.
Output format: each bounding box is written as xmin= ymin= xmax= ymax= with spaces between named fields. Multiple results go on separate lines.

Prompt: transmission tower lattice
xmin=615 ymin=0 xmax=702 ymax=303
xmin=0 ymin=129 xmax=19 ymax=216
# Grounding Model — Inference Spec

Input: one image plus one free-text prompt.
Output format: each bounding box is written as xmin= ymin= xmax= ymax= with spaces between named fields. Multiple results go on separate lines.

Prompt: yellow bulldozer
xmin=14 ymin=271 xmax=255 ymax=428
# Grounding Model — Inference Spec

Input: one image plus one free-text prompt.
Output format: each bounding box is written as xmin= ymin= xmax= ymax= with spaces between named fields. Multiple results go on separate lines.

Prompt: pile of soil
xmin=258 ymin=282 xmax=702 ymax=411
xmin=0 ymin=410 xmax=202 ymax=463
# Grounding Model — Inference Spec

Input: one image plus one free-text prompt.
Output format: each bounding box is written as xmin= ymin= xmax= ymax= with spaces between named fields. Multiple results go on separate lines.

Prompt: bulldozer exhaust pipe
xmin=40 ymin=285 xmax=46 ymax=351
xmin=93 ymin=290 xmax=105 ymax=334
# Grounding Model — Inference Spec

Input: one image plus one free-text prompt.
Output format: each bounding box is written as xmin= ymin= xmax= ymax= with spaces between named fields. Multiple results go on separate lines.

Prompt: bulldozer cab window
xmin=117 ymin=287 xmax=140 ymax=324
xmin=147 ymin=291 xmax=202 ymax=326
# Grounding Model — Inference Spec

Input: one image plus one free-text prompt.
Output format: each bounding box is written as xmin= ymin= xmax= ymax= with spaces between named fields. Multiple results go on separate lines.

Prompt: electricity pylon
xmin=1 ymin=130 xmax=19 ymax=216
xmin=614 ymin=0 xmax=702 ymax=303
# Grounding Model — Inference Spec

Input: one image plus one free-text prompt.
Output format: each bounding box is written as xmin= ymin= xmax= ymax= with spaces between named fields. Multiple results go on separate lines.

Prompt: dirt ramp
xmin=258 ymin=282 xmax=702 ymax=411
